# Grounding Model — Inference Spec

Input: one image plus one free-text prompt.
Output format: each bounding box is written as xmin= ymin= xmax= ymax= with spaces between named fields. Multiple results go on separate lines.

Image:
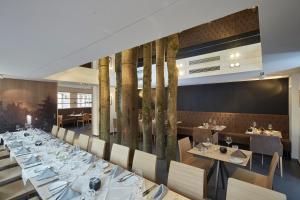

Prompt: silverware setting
xmin=117 ymin=173 xmax=134 ymax=182
xmin=143 ymin=184 xmax=157 ymax=197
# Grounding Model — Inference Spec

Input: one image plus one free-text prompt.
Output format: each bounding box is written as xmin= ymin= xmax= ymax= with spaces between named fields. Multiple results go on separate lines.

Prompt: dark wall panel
xmin=177 ymin=78 xmax=288 ymax=115
xmin=0 ymin=78 xmax=57 ymax=132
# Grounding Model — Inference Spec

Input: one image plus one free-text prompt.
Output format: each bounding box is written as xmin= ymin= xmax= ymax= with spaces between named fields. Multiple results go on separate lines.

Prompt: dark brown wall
xmin=0 ymin=78 xmax=57 ymax=132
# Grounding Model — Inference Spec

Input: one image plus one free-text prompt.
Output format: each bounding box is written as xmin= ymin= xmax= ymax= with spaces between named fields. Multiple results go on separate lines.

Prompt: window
xmin=77 ymin=93 xmax=92 ymax=108
xmin=57 ymin=92 xmax=71 ymax=109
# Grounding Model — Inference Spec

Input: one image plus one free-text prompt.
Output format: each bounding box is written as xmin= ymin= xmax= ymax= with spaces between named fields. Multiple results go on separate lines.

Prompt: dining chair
xmin=0 ymin=166 xmax=22 ymax=186
xmin=0 ymin=145 xmax=5 ymax=152
xmin=0 ymin=150 xmax=10 ymax=160
xmin=250 ymin=134 xmax=283 ymax=177
xmin=57 ymin=127 xmax=66 ymax=140
xmin=226 ymin=178 xmax=286 ymax=200
xmin=0 ymin=179 xmax=35 ymax=200
xmin=57 ymin=115 xmax=63 ymax=127
xmin=167 ymin=160 xmax=207 ymax=200
xmin=113 ymin=118 xmax=117 ymax=135
xmin=132 ymin=150 xmax=157 ymax=182
xmin=90 ymin=138 xmax=106 ymax=159
xmin=110 ymin=143 xmax=130 ymax=169
xmin=77 ymin=113 xmax=89 ymax=127
xmin=178 ymin=137 xmax=213 ymax=173
xmin=51 ymin=125 xmax=59 ymax=137
xmin=74 ymin=134 xmax=90 ymax=151
xmin=0 ymin=158 xmax=17 ymax=171
xmin=65 ymin=130 xmax=75 ymax=145
xmin=192 ymin=127 xmax=218 ymax=145
xmin=231 ymin=152 xmax=279 ymax=189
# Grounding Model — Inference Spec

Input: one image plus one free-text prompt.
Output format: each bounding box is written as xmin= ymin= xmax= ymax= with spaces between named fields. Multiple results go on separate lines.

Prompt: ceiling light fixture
xmin=230 ymin=63 xmax=235 ymax=68
xmin=230 ymin=52 xmax=240 ymax=59
xmin=235 ymin=62 xmax=240 ymax=67
xmin=235 ymin=53 xmax=240 ymax=58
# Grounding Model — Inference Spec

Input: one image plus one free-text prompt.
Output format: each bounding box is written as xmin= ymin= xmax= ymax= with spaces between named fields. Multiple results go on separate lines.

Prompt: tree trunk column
xmin=99 ymin=57 xmax=110 ymax=158
xmin=115 ymin=52 xmax=122 ymax=144
xmin=166 ymin=34 xmax=179 ymax=165
xmin=121 ymin=48 xmax=138 ymax=150
xmin=142 ymin=42 xmax=152 ymax=153
xmin=155 ymin=38 xmax=166 ymax=160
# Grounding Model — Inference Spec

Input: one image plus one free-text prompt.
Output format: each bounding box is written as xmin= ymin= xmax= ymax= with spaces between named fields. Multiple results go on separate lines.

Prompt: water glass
xmin=268 ymin=124 xmax=273 ymax=131
xmin=225 ymin=136 xmax=232 ymax=147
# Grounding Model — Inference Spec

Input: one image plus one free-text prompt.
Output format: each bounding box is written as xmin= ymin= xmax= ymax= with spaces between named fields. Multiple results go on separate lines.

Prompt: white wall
xmin=289 ymin=73 xmax=300 ymax=160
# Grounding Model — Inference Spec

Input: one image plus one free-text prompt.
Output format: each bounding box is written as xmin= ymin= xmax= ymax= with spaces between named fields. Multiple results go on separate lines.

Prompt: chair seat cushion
xmin=0 ymin=166 xmax=22 ymax=186
xmin=0 ymin=158 xmax=18 ymax=171
xmin=0 ymin=179 xmax=35 ymax=200
xmin=231 ymin=168 xmax=269 ymax=188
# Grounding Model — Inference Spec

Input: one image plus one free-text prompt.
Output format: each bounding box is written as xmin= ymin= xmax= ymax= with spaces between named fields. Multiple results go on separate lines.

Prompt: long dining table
xmin=1 ymin=129 xmax=189 ymax=200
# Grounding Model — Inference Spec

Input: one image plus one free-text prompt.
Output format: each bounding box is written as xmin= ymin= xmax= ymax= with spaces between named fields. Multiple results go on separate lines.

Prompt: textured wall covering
xmin=0 ymin=79 xmax=57 ymax=132
xmin=177 ymin=78 xmax=288 ymax=115
xmin=179 ymin=8 xmax=259 ymax=48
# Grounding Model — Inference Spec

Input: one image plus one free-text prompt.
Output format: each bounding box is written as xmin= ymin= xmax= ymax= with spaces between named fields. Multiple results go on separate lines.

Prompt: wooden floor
xmin=69 ymin=124 xmax=300 ymax=200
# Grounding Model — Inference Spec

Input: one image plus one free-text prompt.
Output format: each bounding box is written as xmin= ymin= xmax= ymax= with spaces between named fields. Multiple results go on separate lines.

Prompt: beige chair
xmin=65 ymin=130 xmax=75 ymax=145
xmin=0 ymin=145 xmax=6 ymax=152
xmin=231 ymin=152 xmax=279 ymax=189
xmin=178 ymin=137 xmax=213 ymax=173
xmin=0 ymin=150 xmax=10 ymax=159
xmin=57 ymin=127 xmax=66 ymax=140
xmin=226 ymin=178 xmax=286 ymax=200
xmin=77 ymin=113 xmax=89 ymax=127
xmin=90 ymin=138 xmax=106 ymax=158
xmin=51 ymin=125 xmax=59 ymax=137
xmin=0 ymin=158 xmax=18 ymax=171
xmin=0 ymin=166 xmax=22 ymax=186
xmin=110 ymin=143 xmax=130 ymax=169
xmin=167 ymin=160 xmax=207 ymax=200
xmin=74 ymin=134 xmax=90 ymax=151
xmin=132 ymin=150 xmax=157 ymax=182
xmin=250 ymin=134 xmax=283 ymax=177
xmin=57 ymin=115 xmax=63 ymax=127
xmin=29 ymin=196 xmax=41 ymax=200
xmin=0 ymin=179 xmax=35 ymax=200
xmin=193 ymin=127 xmax=218 ymax=145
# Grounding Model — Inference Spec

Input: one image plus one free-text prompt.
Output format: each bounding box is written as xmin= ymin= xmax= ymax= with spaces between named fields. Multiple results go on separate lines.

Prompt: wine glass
xmin=252 ymin=121 xmax=257 ymax=128
xmin=268 ymin=124 xmax=273 ymax=131
xmin=213 ymin=120 xmax=217 ymax=126
xmin=208 ymin=118 xmax=212 ymax=124
xmin=225 ymin=136 xmax=232 ymax=147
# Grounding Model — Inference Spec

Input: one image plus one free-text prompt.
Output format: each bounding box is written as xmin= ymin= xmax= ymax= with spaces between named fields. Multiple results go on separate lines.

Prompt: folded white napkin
xmin=152 ymin=184 xmax=168 ymax=200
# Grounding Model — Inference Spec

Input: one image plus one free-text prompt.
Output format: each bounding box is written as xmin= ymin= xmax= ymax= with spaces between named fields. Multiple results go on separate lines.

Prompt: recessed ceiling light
xmin=235 ymin=53 xmax=240 ymax=58
xmin=230 ymin=54 xmax=234 ymax=59
xmin=230 ymin=63 xmax=235 ymax=67
xmin=235 ymin=62 xmax=240 ymax=67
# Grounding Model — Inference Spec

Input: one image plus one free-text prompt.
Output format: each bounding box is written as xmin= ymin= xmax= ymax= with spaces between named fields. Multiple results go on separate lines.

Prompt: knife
xmin=143 ymin=184 xmax=157 ymax=197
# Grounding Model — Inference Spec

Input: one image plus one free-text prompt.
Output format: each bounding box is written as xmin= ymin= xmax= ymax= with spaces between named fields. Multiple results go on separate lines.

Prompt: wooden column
xmin=99 ymin=57 xmax=110 ymax=158
xmin=115 ymin=52 xmax=122 ymax=144
xmin=142 ymin=42 xmax=152 ymax=153
xmin=121 ymin=48 xmax=138 ymax=150
xmin=155 ymin=38 xmax=166 ymax=160
xmin=166 ymin=34 xmax=179 ymax=165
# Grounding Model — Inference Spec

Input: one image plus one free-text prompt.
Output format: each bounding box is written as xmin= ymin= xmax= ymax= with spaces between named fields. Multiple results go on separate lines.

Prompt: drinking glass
xmin=213 ymin=120 xmax=217 ymax=126
xmin=252 ymin=121 xmax=257 ymax=128
xmin=225 ymin=136 xmax=232 ymax=147
xmin=208 ymin=118 xmax=212 ymax=124
xmin=268 ymin=124 xmax=273 ymax=131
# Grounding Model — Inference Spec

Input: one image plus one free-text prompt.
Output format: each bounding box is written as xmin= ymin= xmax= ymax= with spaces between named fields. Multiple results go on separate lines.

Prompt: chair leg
xmin=280 ymin=156 xmax=283 ymax=178
xmin=261 ymin=154 xmax=264 ymax=165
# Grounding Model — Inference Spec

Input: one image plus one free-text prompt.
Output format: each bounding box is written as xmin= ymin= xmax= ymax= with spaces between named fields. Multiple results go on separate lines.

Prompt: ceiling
xmin=0 ymin=0 xmax=299 ymax=85
xmin=0 ymin=0 xmax=257 ymax=79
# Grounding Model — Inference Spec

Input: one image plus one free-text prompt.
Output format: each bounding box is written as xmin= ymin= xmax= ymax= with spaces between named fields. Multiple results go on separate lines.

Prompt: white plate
xmin=229 ymin=157 xmax=244 ymax=164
